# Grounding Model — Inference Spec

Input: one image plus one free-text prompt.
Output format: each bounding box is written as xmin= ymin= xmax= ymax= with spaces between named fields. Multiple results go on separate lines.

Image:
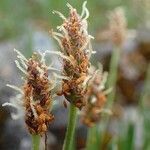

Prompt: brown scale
xmin=23 ymin=54 xmax=54 ymax=135
xmin=57 ymin=8 xmax=90 ymax=109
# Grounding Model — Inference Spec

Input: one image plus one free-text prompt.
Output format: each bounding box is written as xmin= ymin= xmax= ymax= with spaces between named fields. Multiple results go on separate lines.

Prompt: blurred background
xmin=0 ymin=0 xmax=149 ymax=150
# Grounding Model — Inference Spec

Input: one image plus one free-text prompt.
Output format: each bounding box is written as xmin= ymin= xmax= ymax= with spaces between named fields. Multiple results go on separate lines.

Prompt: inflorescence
xmin=3 ymin=50 xmax=59 ymax=135
xmin=82 ymin=65 xmax=111 ymax=127
xmin=52 ymin=1 xmax=95 ymax=109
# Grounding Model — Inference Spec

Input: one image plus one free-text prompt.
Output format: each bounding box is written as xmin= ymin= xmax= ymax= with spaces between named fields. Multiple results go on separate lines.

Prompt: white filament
xmin=6 ymin=84 xmax=23 ymax=94
xmin=14 ymin=49 xmax=28 ymax=62
xmin=44 ymin=50 xmax=73 ymax=64
xmin=81 ymin=1 xmax=89 ymax=20
xmin=30 ymin=96 xmax=38 ymax=118
xmin=15 ymin=60 xmax=27 ymax=75
xmin=81 ymin=1 xmax=87 ymax=18
xmin=98 ymin=72 xmax=108 ymax=91
xmin=53 ymin=72 xmax=70 ymax=80
xmin=52 ymin=11 xmax=66 ymax=20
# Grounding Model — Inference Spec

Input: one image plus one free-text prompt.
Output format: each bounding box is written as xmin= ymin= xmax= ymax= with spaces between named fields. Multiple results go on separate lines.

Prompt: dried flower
xmin=2 ymin=49 xmax=59 ymax=135
xmin=51 ymin=1 xmax=95 ymax=109
xmin=81 ymin=65 xmax=112 ymax=127
xmin=109 ymin=7 xmax=127 ymax=46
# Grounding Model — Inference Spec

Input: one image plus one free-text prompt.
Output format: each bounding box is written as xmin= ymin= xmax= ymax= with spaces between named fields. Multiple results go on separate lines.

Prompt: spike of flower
xmin=23 ymin=53 xmax=55 ymax=135
xmin=109 ymin=7 xmax=127 ymax=46
xmin=81 ymin=66 xmax=111 ymax=127
xmin=52 ymin=2 xmax=93 ymax=109
xmin=3 ymin=51 xmax=58 ymax=135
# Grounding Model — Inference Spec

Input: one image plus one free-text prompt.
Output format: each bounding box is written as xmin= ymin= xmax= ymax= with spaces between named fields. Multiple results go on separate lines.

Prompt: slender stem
xmin=86 ymin=127 xmax=92 ymax=150
xmin=32 ymin=135 xmax=40 ymax=150
xmin=139 ymin=63 xmax=150 ymax=110
xmin=100 ymin=46 xmax=121 ymax=145
xmin=86 ymin=46 xmax=121 ymax=150
xmin=86 ymin=125 xmax=100 ymax=150
xmin=106 ymin=46 xmax=121 ymax=108
xmin=63 ymin=103 xmax=78 ymax=150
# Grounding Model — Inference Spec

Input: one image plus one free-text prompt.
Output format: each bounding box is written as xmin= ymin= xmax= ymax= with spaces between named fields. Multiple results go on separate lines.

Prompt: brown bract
xmin=24 ymin=54 xmax=54 ymax=135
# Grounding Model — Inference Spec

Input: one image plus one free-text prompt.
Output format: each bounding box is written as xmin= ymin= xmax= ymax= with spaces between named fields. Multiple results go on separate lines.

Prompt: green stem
xmin=32 ymin=135 xmax=40 ymax=150
xmin=106 ymin=46 xmax=121 ymax=108
xmin=139 ymin=63 xmax=150 ymax=110
xmin=86 ymin=125 xmax=100 ymax=150
xmin=63 ymin=103 xmax=77 ymax=150
xmin=100 ymin=46 xmax=121 ymax=145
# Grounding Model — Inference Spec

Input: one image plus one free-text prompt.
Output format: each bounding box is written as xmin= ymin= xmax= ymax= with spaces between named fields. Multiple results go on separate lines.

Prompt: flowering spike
xmin=3 ymin=51 xmax=60 ymax=135
xmin=109 ymin=7 xmax=127 ymax=46
xmin=81 ymin=66 xmax=111 ymax=127
xmin=52 ymin=1 xmax=93 ymax=109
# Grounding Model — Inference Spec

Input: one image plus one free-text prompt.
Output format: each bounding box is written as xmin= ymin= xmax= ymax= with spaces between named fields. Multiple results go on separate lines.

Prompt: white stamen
xmin=51 ymin=30 xmax=65 ymax=51
xmin=20 ymin=59 xmax=27 ymax=69
xmin=81 ymin=1 xmax=87 ymax=18
xmin=91 ymin=96 xmax=97 ymax=104
xmin=53 ymin=35 xmax=64 ymax=51
xmin=89 ymin=35 xmax=94 ymax=39
xmin=82 ymin=75 xmax=93 ymax=91
xmin=86 ymin=41 xmax=93 ymax=58
xmin=15 ymin=60 xmax=27 ymax=75
xmin=52 ymin=11 xmax=66 ymax=20
xmin=66 ymin=3 xmax=74 ymax=11
xmin=92 ymin=51 xmax=96 ymax=54
xmin=98 ymin=72 xmax=108 ymax=90
xmin=2 ymin=102 xmax=17 ymax=108
xmin=80 ymin=39 xmax=89 ymax=52
xmin=48 ymin=75 xmax=57 ymax=91
xmin=36 ymin=66 xmax=45 ymax=78
xmin=52 ymin=31 xmax=64 ymax=38
xmin=6 ymin=84 xmax=23 ymax=94
xmin=44 ymin=51 xmax=73 ymax=64
xmin=89 ymin=69 xmax=100 ymax=83
xmin=30 ymin=96 xmax=38 ymax=118
xmin=81 ymin=1 xmax=89 ymax=20
xmin=103 ymin=87 xmax=112 ymax=95
xmin=83 ymin=6 xmax=89 ymax=20
xmin=99 ymin=108 xmax=112 ymax=115
xmin=14 ymin=49 xmax=28 ymax=62
xmin=53 ymin=72 xmax=70 ymax=80
xmin=40 ymin=52 xmax=46 ymax=64
xmin=50 ymin=84 xmax=56 ymax=91
xmin=48 ymin=66 xmax=61 ymax=72
xmin=57 ymin=26 xmax=69 ymax=40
